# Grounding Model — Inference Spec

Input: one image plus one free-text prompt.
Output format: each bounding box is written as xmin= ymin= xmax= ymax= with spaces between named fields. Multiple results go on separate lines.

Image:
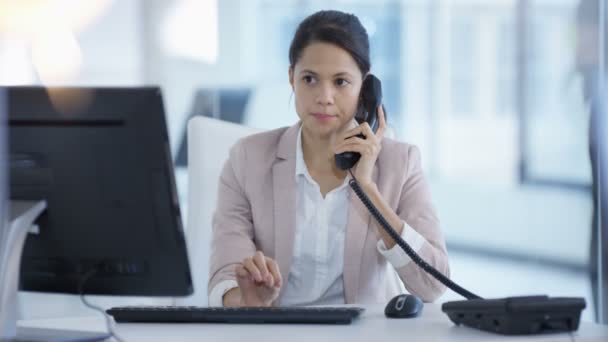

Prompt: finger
xmin=359 ymin=122 xmax=376 ymax=140
xmin=334 ymin=143 xmax=372 ymax=156
xmin=333 ymin=137 xmax=366 ymax=154
xmin=236 ymin=264 xmax=254 ymax=284
xmin=242 ymin=257 xmax=263 ymax=282
xmin=253 ymin=251 xmax=270 ymax=280
xmin=338 ymin=124 xmax=365 ymax=141
xmin=376 ymin=105 xmax=386 ymax=139
xmin=334 ymin=129 xmax=378 ymax=149
xmin=263 ymin=272 xmax=274 ymax=288
xmin=234 ymin=264 xmax=252 ymax=280
xmin=266 ymin=257 xmax=283 ymax=288
xmin=358 ymin=122 xmax=383 ymax=148
xmin=235 ymin=264 xmax=249 ymax=278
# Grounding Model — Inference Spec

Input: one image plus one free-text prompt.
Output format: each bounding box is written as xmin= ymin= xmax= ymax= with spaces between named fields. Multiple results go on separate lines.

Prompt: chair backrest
xmin=178 ymin=116 xmax=262 ymax=306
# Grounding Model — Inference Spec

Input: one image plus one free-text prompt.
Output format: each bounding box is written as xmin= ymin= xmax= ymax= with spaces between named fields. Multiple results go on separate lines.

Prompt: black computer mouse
xmin=384 ymin=294 xmax=423 ymax=318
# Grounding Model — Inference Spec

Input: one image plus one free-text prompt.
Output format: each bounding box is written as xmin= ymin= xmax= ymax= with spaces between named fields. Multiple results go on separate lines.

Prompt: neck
xmin=301 ymin=127 xmax=345 ymax=177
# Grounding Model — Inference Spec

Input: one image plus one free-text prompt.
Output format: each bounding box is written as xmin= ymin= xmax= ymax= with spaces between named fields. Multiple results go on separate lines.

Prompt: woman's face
xmin=289 ymin=42 xmax=363 ymax=139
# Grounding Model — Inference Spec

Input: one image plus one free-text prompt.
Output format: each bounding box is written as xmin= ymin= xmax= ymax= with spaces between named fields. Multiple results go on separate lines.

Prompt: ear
xmin=288 ymin=66 xmax=295 ymax=91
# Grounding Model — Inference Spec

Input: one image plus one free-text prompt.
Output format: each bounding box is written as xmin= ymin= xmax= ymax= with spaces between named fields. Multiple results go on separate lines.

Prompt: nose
xmin=316 ymin=83 xmax=335 ymax=106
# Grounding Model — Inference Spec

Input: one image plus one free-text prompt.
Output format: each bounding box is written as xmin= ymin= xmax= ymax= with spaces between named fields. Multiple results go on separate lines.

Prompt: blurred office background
xmin=1 ymin=0 xmax=606 ymax=324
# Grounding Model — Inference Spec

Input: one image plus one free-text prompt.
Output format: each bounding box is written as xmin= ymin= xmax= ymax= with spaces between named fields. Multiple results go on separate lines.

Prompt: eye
xmin=335 ymin=78 xmax=350 ymax=87
xmin=303 ymin=75 xmax=316 ymax=84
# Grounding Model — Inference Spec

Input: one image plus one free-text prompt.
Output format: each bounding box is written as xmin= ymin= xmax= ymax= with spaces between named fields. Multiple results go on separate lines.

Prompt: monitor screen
xmin=7 ymin=86 xmax=192 ymax=296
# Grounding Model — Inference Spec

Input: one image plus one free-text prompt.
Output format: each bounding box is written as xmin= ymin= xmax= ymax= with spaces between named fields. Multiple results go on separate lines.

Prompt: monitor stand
xmin=0 ymin=200 xmax=111 ymax=342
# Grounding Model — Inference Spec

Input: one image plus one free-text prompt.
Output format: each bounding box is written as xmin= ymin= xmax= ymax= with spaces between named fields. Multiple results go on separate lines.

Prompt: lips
xmin=311 ymin=113 xmax=336 ymax=120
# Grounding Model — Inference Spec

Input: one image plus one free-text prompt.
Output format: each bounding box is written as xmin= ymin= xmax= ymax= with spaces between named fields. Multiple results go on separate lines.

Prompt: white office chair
xmin=180 ymin=116 xmax=404 ymax=306
xmin=177 ymin=117 xmax=262 ymax=306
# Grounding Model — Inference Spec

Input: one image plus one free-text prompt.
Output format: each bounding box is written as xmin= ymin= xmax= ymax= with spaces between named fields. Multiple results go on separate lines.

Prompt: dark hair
xmin=288 ymin=10 xmax=370 ymax=76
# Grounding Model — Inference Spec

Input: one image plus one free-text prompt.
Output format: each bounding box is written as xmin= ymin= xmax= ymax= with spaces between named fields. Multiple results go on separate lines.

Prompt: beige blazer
xmin=208 ymin=122 xmax=449 ymax=304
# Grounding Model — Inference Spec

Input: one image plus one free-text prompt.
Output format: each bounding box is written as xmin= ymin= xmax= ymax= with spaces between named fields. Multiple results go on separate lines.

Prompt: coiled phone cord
xmin=347 ymin=169 xmax=481 ymax=300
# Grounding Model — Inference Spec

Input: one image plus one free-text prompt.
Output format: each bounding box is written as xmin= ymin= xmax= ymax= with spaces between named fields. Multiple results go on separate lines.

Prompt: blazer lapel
xmin=272 ymin=123 xmax=300 ymax=302
xmin=343 ymin=164 xmax=379 ymax=303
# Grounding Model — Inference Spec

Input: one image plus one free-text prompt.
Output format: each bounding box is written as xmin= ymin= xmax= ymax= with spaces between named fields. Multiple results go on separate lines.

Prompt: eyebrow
xmin=300 ymin=69 xmax=354 ymax=78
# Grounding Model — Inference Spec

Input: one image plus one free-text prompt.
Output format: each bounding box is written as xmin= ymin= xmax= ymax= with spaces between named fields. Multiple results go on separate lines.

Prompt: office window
xmin=497 ymin=14 xmax=516 ymax=117
xmin=450 ymin=9 xmax=478 ymax=117
xmin=524 ymin=0 xmax=592 ymax=186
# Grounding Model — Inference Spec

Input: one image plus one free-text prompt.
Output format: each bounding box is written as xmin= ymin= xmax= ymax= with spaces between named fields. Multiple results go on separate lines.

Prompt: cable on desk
xmin=78 ymin=268 xmax=127 ymax=342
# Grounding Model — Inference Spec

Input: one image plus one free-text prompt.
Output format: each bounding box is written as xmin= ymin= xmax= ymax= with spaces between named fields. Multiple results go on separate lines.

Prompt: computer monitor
xmin=2 ymin=86 xmax=193 ymax=340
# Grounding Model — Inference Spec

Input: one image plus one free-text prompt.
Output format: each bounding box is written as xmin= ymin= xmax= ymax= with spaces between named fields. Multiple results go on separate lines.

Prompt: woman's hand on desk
xmin=224 ymin=251 xmax=283 ymax=307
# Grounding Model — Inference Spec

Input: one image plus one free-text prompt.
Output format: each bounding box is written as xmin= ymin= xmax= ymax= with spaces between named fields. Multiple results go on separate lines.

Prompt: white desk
xmin=18 ymin=304 xmax=608 ymax=342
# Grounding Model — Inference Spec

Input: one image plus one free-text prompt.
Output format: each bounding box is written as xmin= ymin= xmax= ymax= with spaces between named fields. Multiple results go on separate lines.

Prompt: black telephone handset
xmin=335 ymin=74 xmax=385 ymax=170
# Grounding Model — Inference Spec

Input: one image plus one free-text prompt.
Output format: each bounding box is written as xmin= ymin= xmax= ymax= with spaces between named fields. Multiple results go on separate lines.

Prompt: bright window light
xmin=161 ymin=0 xmax=219 ymax=64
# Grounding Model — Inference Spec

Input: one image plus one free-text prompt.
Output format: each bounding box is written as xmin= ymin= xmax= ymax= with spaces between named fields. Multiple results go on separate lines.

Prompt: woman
xmin=208 ymin=10 xmax=449 ymax=307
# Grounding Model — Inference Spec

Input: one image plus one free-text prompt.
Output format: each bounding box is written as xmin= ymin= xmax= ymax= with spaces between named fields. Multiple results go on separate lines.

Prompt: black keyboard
xmin=107 ymin=306 xmax=365 ymax=324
